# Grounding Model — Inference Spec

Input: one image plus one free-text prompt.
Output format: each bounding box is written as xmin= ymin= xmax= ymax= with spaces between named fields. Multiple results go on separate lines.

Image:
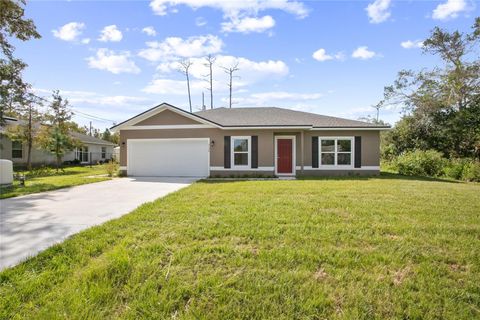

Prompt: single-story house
xmin=111 ymin=103 xmax=390 ymax=177
xmin=0 ymin=117 xmax=116 ymax=166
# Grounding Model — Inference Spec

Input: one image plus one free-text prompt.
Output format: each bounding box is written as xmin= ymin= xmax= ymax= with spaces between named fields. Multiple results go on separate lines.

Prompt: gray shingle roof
xmin=70 ymin=131 xmax=116 ymax=146
xmin=1 ymin=117 xmax=115 ymax=146
xmin=195 ymin=107 xmax=389 ymax=128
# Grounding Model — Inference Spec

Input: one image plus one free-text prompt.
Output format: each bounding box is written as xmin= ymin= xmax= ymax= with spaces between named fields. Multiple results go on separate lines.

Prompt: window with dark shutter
xmin=354 ymin=136 xmax=362 ymax=168
xmin=251 ymin=136 xmax=258 ymax=168
xmin=312 ymin=136 xmax=319 ymax=168
xmin=224 ymin=136 xmax=231 ymax=168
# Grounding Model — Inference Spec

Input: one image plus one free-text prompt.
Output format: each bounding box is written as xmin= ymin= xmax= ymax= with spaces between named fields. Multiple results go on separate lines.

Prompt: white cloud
xmin=143 ymin=79 xmax=206 ymax=95
xmin=138 ymin=34 xmax=223 ymax=62
xmin=218 ymin=91 xmax=323 ymax=109
xmin=312 ymin=48 xmax=345 ymax=62
xmin=351 ymin=46 xmax=377 ymax=60
xmin=312 ymin=48 xmax=332 ymax=61
xmin=86 ymin=49 xmax=140 ymax=74
xmin=149 ymin=0 xmax=309 ymax=18
xmin=142 ymin=26 xmax=157 ymax=36
xmin=52 ymin=22 xmax=85 ymax=42
xmin=365 ymin=0 xmax=391 ymax=23
xmin=149 ymin=0 xmax=307 ymax=34
xmin=81 ymin=38 xmax=91 ymax=44
xmin=401 ymin=40 xmax=424 ymax=49
xmin=145 ymin=55 xmax=289 ymax=95
xmin=98 ymin=25 xmax=123 ymax=42
xmin=432 ymin=0 xmax=468 ymax=20
xmin=250 ymin=91 xmax=323 ymax=101
xmin=221 ymin=15 xmax=275 ymax=33
xmin=182 ymin=55 xmax=288 ymax=84
xmin=196 ymin=17 xmax=208 ymax=26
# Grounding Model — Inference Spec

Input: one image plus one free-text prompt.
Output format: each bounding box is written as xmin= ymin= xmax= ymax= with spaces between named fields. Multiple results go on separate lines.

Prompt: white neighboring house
xmin=0 ymin=117 xmax=116 ymax=167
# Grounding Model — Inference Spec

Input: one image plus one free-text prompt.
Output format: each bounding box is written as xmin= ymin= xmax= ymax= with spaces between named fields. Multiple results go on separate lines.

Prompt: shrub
xmin=395 ymin=150 xmax=445 ymax=177
xmin=104 ymin=160 xmax=119 ymax=177
xmin=27 ymin=166 xmax=55 ymax=178
xmin=443 ymin=158 xmax=468 ymax=180
xmin=461 ymin=161 xmax=480 ymax=182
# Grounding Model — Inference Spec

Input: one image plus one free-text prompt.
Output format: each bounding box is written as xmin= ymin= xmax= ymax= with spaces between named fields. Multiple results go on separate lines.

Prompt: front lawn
xmin=1 ymin=175 xmax=479 ymax=319
xmin=0 ymin=165 xmax=111 ymax=199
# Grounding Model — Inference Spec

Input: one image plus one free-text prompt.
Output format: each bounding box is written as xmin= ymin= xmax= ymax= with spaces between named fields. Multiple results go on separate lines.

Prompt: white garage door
xmin=127 ymin=139 xmax=209 ymax=177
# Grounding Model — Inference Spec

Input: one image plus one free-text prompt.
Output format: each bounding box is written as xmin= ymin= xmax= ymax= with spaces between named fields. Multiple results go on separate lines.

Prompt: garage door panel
xmin=128 ymin=139 xmax=209 ymax=177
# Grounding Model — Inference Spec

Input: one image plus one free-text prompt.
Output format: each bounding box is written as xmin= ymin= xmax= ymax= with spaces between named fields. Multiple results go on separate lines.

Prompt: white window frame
xmin=318 ymin=137 xmax=354 ymax=168
xmin=231 ymin=136 xmax=251 ymax=169
xmin=12 ymin=141 xmax=23 ymax=159
xmin=101 ymin=147 xmax=107 ymax=159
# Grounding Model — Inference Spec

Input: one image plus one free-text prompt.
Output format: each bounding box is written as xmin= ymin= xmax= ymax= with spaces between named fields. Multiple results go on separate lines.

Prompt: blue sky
xmin=14 ymin=0 xmax=478 ymax=130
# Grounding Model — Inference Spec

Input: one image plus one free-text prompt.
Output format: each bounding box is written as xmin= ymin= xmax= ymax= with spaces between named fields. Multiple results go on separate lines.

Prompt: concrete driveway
xmin=0 ymin=177 xmax=196 ymax=270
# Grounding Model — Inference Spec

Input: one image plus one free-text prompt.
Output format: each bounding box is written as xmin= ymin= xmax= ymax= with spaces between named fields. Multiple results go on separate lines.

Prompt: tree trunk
xmin=26 ymin=105 xmax=33 ymax=171
xmin=186 ymin=72 xmax=192 ymax=112
xmin=209 ymin=62 xmax=213 ymax=109
xmin=229 ymin=73 xmax=232 ymax=108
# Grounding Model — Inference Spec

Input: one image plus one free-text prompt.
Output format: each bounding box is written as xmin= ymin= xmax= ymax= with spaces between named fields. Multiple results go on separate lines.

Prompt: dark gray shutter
xmin=312 ymin=136 xmax=319 ymax=168
xmin=354 ymin=136 xmax=361 ymax=168
xmin=224 ymin=136 xmax=231 ymax=168
xmin=251 ymin=136 xmax=258 ymax=168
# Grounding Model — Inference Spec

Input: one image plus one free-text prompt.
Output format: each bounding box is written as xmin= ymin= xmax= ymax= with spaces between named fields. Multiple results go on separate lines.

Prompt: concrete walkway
xmin=0 ymin=177 xmax=196 ymax=270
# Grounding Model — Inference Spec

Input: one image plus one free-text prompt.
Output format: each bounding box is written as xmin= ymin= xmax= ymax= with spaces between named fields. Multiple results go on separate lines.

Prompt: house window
xmin=76 ymin=146 xmax=89 ymax=162
xmin=319 ymin=137 xmax=353 ymax=167
xmin=12 ymin=141 xmax=23 ymax=159
xmin=101 ymin=147 xmax=106 ymax=159
xmin=231 ymin=136 xmax=250 ymax=167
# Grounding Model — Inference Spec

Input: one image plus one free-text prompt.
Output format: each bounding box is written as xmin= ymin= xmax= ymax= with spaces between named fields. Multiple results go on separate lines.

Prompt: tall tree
xmin=203 ymin=54 xmax=216 ymax=109
xmin=222 ymin=62 xmax=240 ymax=109
xmin=379 ymin=17 xmax=480 ymax=159
xmin=5 ymin=92 xmax=43 ymax=170
xmin=38 ymin=91 xmax=79 ymax=171
xmin=0 ymin=0 xmax=41 ymax=123
xmin=178 ymin=59 xmax=193 ymax=112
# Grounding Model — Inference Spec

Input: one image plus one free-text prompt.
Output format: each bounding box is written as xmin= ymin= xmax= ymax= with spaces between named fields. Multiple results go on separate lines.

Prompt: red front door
xmin=277 ymin=139 xmax=293 ymax=174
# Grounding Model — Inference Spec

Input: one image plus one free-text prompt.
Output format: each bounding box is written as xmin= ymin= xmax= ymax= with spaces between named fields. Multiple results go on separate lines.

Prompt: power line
xmin=33 ymin=94 xmax=116 ymax=123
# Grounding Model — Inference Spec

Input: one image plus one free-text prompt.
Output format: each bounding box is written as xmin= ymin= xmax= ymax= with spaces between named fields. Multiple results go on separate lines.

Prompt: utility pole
xmin=89 ymin=121 xmax=92 ymax=136
xmin=202 ymin=92 xmax=206 ymax=111
xmin=222 ymin=62 xmax=240 ymax=109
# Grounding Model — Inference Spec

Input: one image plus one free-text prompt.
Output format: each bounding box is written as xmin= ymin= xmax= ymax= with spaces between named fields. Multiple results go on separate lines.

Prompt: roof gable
xmin=111 ymin=103 xmax=220 ymax=131
xmin=134 ymin=109 xmax=203 ymax=126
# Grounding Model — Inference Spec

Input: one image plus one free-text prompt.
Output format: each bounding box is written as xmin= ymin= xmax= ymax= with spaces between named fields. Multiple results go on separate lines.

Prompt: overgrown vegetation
xmin=1 ymin=178 xmax=479 ymax=319
xmin=104 ymin=160 xmax=119 ymax=177
xmin=379 ymin=18 xmax=480 ymax=178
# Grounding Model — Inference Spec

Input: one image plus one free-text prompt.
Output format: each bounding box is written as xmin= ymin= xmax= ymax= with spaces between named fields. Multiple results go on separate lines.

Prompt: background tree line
xmin=1 ymin=0 xmax=117 ymax=170
xmin=374 ymin=17 xmax=480 ymax=181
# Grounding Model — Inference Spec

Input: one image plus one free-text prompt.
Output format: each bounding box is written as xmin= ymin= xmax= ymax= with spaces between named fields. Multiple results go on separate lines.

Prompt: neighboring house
xmin=111 ymin=103 xmax=390 ymax=177
xmin=0 ymin=117 xmax=116 ymax=166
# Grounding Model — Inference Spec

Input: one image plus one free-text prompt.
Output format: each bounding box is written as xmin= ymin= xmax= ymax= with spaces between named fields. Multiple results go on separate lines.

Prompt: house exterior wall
xmin=134 ymin=109 xmax=202 ymax=126
xmin=0 ymin=135 xmax=114 ymax=166
xmin=85 ymin=144 xmax=115 ymax=163
xmin=119 ymin=128 xmax=381 ymax=176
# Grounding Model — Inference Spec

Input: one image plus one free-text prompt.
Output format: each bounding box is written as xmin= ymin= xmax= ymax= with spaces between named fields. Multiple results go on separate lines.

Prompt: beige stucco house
xmin=0 ymin=117 xmax=116 ymax=167
xmin=111 ymin=103 xmax=389 ymax=177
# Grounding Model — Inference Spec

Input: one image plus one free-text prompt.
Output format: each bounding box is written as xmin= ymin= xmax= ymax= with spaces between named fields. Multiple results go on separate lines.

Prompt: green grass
xmin=1 ymin=175 xmax=479 ymax=319
xmin=0 ymin=165 xmax=111 ymax=199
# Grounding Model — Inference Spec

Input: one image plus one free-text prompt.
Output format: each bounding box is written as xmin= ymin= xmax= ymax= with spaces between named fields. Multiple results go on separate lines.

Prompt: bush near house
xmin=384 ymin=150 xmax=480 ymax=182
xmin=394 ymin=150 xmax=446 ymax=177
